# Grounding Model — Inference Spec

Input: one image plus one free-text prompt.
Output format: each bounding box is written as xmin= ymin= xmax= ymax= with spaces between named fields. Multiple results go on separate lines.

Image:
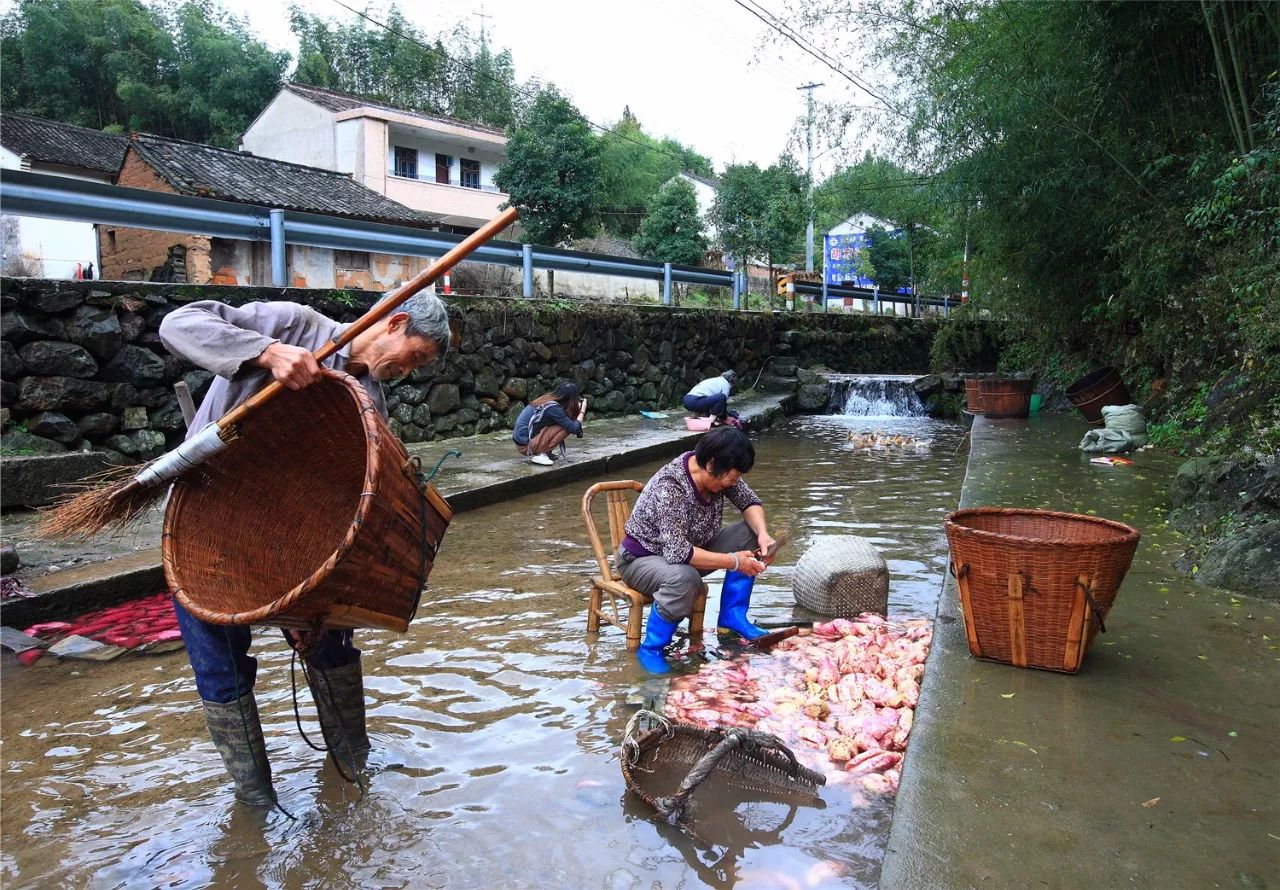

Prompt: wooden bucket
xmin=964 ymin=376 xmax=986 ymax=413
xmin=1065 ymin=366 xmax=1131 ymax=426
xmin=164 ymin=370 xmax=452 ymax=632
xmin=944 ymin=508 xmax=1140 ymax=673
xmin=979 ymin=378 xmax=1034 ymax=418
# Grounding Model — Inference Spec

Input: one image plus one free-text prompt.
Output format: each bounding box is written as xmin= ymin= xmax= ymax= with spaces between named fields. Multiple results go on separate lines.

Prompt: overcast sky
xmin=214 ymin=0 xmax=868 ymax=178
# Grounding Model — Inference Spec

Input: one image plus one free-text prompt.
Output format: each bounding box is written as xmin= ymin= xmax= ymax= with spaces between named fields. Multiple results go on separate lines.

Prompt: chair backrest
xmin=581 ymin=480 xmax=644 ymax=579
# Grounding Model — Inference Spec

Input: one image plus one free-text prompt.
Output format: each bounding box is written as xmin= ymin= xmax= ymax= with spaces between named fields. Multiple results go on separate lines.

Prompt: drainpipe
xmin=663 ymin=262 xmax=672 ymax=306
xmin=269 ymin=209 xmax=286 ymax=287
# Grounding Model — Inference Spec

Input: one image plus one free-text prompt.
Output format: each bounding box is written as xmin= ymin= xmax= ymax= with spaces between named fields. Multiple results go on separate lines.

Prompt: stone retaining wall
xmin=0 ymin=278 xmax=959 ymax=460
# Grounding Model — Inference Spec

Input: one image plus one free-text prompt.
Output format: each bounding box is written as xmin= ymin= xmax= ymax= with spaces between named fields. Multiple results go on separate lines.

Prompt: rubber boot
xmin=716 ymin=571 xmax=767 ymax=641
xmin=309 ymin=660 xmax=371 ymax=770
xmin=203 ymin=694 xmax=276 ymax=806
xmin=636 ymin=604 xmax=680 ymax=674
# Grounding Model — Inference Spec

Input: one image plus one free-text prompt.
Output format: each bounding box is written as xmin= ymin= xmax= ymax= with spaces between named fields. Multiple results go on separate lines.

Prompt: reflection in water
xmin=1 ymin=413 xmax=965 ymax=889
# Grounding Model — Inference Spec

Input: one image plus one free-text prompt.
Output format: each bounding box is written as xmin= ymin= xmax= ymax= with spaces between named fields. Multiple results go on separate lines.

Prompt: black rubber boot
xmin=203 ymin=694 xmax=276 ymax=806
xmin=309 ymin=660 xmax=371 ymax=769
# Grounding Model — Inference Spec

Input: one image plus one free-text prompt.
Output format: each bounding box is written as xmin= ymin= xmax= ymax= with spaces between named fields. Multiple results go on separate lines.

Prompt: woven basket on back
xmin=792 ymin=535 xmax=889 ymax=617
xmin=944 ymin=508 xmax=1140 ymax=673
xmin=164 ymin=370 xmax=452 ymax=632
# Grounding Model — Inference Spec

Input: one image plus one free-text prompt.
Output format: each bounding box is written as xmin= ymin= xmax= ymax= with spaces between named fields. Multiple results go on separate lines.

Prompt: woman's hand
xmin=255 ymin=342 xmax=322 ymax=390
xmin=732 ymin=550 xmax=767 ymax=577
xmin=578 ymin=396 xmax=588 ymax=421
xmin=756 ymin=531 xmax=778 ymax=563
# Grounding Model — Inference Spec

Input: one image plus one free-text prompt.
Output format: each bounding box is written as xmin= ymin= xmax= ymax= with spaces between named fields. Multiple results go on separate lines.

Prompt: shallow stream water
xmin=1 ymin=412 xmax=966 ymax=889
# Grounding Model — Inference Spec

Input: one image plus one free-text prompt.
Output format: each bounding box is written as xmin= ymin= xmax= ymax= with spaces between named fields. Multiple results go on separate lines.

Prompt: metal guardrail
xmin=0 ymin=170 xmax=952 ymax=314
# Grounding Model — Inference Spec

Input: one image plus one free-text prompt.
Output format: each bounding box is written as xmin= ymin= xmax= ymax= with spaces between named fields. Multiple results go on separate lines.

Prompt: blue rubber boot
xmin=636 ymin=604 xmax=680 ymax=674
xmin=717 ymin=571 xmax=767 ymax=641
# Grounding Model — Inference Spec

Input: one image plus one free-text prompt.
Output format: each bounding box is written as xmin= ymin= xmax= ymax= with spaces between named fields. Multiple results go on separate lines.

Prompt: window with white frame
xmin=394 ymin=146 xmax=418 ymax=179
xmin=460 ymin=158 xmax=480 ymax=189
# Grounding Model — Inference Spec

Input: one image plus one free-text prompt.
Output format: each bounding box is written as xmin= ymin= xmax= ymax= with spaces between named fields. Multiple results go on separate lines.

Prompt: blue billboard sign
xmin=824 ymin=233 xmax=874 ymax=288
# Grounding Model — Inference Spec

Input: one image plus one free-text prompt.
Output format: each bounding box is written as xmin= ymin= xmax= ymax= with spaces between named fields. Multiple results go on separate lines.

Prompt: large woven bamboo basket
xmin=164 ymin=370 xmax=452 ymax=632
xmin=944 ymin=508 xmax=1140 ymax=673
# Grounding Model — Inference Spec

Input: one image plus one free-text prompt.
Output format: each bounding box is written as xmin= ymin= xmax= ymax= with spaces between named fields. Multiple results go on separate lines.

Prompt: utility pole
xmin=798 ymin=82 xmax=823 ymax=274
xmin=474 ymin=4 xmax=492 ymax=45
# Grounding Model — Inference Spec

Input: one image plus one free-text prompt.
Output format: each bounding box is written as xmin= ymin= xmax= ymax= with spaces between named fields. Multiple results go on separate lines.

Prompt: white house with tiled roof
xmin=241 ymin=82 xmax=508 ymax=232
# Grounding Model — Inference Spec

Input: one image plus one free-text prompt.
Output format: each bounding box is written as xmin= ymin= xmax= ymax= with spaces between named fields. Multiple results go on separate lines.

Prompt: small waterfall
xmin=826 ymin=375 xmax=927 ymax=417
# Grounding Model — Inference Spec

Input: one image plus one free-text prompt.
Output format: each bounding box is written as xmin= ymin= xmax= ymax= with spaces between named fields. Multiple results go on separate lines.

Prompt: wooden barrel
xmin=164 ymin=370 xmax=452 ymax=632
xmin=1065 ymin=366 xmax=1131 ymax=426
xmin=964 ymin=377 xmax=986 ymax=413
xmin=979 ymin=378 xmax=1035 ymax=418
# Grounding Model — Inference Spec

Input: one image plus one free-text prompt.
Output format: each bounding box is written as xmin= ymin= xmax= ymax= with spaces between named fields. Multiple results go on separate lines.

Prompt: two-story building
xmin=241 ymin=82 xmax=508 ymax=234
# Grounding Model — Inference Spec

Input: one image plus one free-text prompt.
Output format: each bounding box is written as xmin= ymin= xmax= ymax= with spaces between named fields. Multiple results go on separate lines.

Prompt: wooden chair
xmin=581 ymin=480 xmax=707 ymax=650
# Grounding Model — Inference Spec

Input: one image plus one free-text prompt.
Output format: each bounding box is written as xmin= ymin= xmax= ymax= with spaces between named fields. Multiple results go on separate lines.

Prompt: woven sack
xmin=792 ymin=535 xmax=889 ymax=616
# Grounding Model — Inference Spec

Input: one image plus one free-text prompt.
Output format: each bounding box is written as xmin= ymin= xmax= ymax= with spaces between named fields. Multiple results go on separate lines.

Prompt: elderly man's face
xmin=366 ymin=313 xmax=441 ymax=381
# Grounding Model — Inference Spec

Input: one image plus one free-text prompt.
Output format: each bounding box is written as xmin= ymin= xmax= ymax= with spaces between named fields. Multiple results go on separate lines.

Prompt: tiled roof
xmin=129 ymin=133 xmax=438 ymax=227
xmin=285 ymin=82 xmax=506 ymax=138
xmin=680 ymin=171 xmax=721 ymax=189
xmin=0 ymin=112 xmax=129 ymax=175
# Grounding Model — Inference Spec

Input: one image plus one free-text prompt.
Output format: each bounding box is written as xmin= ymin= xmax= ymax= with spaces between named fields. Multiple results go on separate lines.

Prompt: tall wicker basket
xmin=164 ymin=370 xmax=452 ymax=632
xmin=944 ymin=508 xmax=1140 ymax=673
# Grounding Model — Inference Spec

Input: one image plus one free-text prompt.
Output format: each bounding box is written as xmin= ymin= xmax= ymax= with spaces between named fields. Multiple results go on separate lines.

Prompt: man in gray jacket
xmin=159 ymin=291 xmax=451 ymax=806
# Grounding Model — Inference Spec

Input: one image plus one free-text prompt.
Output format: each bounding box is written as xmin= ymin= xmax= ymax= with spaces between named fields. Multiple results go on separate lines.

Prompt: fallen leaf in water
xmin=1141 ymin=797 xmax=1160 ymax=808
xmin=1001 ymin=693 xmax=1016 ymax=699
xmin=1170 ymin=736 xmax=1186 ymax=743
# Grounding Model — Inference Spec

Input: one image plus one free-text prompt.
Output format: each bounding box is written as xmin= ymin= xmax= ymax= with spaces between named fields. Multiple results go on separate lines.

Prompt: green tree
xmin=1 ymin=0 xmax=286 ymax=147
xmin=633 ymin=176 xmax=707 ymax=267
xmin=864 ymin=225 xmax=909 ymax=292
xmin=290 ymin=5 xmax=452 ymax=116
xmin=596 ymin=109 xmax=714 ymax=236
xmin=290 ymin=9 xmax=523 ymax=131
xmin=712 ymin=158 xmax=808 ymax=307
xmin=494 ymin=87 xmax=601 ymax=291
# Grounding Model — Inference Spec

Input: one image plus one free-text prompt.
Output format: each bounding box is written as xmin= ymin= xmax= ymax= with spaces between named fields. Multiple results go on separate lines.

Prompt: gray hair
xmin=377 ymin=290 xmax=452 ymax=356
xmin=722 ymin=369 xmax=737 ymax=385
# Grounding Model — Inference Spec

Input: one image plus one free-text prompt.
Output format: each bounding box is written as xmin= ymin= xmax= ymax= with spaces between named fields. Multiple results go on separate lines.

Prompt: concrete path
xmin=0 ymin=394 xmax=789 ymax=626
xmin=881 ymin=414 xmax=1279 ymax=888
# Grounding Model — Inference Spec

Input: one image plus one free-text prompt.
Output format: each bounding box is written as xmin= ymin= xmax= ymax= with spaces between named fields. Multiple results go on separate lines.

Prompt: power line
xmin=730 ymin=0 xmax=908 ymax=120
xmin=327 ymin=0 xmax=703 ymax=171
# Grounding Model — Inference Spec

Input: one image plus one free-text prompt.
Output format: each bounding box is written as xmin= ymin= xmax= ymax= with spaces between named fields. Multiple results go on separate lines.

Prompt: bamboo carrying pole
xmin=40 ymin=207 xmax=520 ymax=539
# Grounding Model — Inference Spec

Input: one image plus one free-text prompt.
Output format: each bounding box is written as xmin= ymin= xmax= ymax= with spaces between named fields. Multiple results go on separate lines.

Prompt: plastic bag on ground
xmin=1080 ymin=428 xmax=1141 ymax=453
xmin=1102 ymin=404 xmax=1148 ymax=438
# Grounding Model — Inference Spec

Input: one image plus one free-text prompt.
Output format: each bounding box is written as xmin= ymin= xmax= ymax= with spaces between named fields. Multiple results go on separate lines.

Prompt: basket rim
xmin=944 ymin=506 xmax=1140 ymax=548
xmin=166 ymin=369 xmax=384 ymax=626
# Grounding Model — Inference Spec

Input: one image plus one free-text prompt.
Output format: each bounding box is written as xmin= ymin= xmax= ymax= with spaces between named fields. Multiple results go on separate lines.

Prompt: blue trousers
xmin=683 ymin=393 xmax=728 ymax=416
xmin=174 ymin=597 xmax=359 ymax=704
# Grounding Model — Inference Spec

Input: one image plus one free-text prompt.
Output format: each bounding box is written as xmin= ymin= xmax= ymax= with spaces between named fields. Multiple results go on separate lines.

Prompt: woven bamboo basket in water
xmin=1066 ymin=366 xmax=1131 ymax=426
xmin=622 ymin=712 xmax=825 ymax=835
xmin=978 ymin=378 xmax=1035 ymax=418
xmin=164 ymin=370 xmax=452 ymax=632
xmin=944 ymin=508 xmax=1140 ymax=673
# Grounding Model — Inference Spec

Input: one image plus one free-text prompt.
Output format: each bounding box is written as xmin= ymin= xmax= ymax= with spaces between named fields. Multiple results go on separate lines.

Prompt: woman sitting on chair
xmin=617 ymin=426 xmax=777 ymax=672
xmin=513 ymin=383 xmax=588 ymax=466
